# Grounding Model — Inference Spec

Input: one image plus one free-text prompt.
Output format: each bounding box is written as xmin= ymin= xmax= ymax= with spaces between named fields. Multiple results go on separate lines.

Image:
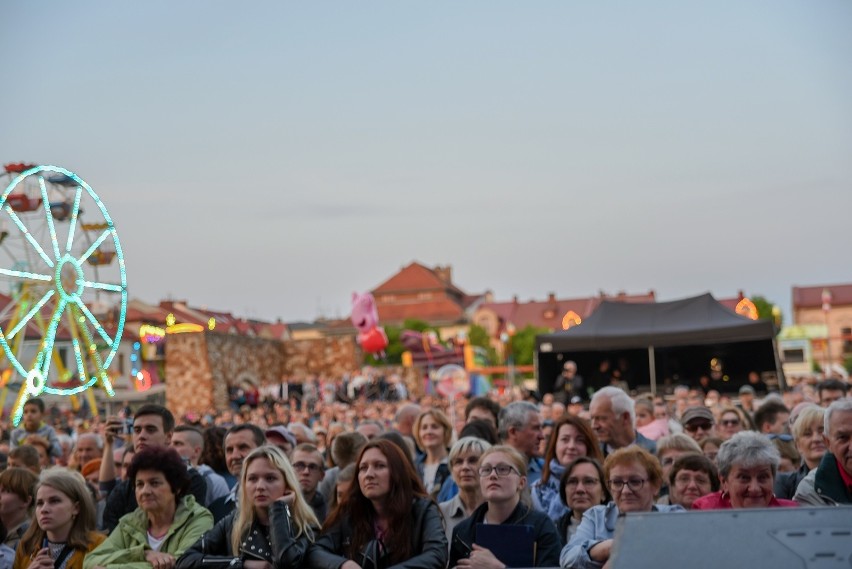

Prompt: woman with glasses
xmin=309 ymin=439 xmax=447 ymax=569
xmin=449 ymin=446 xmax=561 ymax=568
xmin=717 ymin=407 xmax=747 ymax=441
xmin=531 ymin=416 xmax=603 ymax=525
xmin=555 ymin=457 xmax=610 ymax=546
xmin=439 ymin=437 xmax=491 ymax=543
xmin=774 ymin=405 xmax=825 ymax=499
xmin=176 ymin=445 xmax=319 ymax=569
xmin=560 ymin=447 xmax=683 ymax=569
xmin=692 ymin=431 xmax=798 ymax=510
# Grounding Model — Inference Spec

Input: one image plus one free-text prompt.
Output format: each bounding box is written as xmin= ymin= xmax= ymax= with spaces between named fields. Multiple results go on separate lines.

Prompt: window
xmin=842 ymin=327 xmax=852 ymax=354
xmin=782 ymin=349 xmax=805 ymax=363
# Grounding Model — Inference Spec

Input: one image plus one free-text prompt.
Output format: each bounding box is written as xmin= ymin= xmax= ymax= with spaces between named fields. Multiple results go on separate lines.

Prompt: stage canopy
xmin=536 ymin=293 xmax=782 ymax=395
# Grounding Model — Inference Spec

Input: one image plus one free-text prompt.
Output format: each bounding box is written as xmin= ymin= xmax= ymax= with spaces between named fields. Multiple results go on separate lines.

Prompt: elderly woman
xmin=532 ymin=416 xmax=603 ymax=524
xmin=692 ymin=431 xmax=798 ymax=509
xmin=449 ymin=445 xmax=561 ymax=568
xmin=667 ymin=454 xmax=718 ymax=509
xmin=774 ymin=405 xmax=826 ymax=500
xmin=0 ymin=468 xmax=38 ymax=550
xmin=439 ymin=437 xmax=491 ymax=543
xmin=13 ymin=469 xmax=105 ymax=569
xmin=413 ymin=410 xmax=453 ymax=498
xmin=177 ymin=445 xmax=319 ymax=569
xmin=310 ymin=439 xmax=447 ymax=569
xmin=555 ymin=458 xmax=611 ymax=546
xmin=655 ymin=434 xmax=701 ymax=504
xmin=560 ymin=447 xmax=683 ymax=569
xmin=85 ymin=446 xmax=213 ymax=569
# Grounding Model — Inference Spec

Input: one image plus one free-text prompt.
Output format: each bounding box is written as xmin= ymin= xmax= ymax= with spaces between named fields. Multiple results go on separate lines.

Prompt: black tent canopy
xmin=536 ymin=293 xmax=782 ymax=395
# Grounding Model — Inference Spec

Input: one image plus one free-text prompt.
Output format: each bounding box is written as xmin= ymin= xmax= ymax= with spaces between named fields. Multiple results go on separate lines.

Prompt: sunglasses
xmin=685 ymin=421 xmax=714 ymax=433
xmin=720 ymin=419 xmax=740 ymax=427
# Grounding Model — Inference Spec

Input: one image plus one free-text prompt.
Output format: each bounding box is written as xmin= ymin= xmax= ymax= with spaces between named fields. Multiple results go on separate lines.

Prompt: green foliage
xmin=468 ymin=324 xmax=498 ymax=364
xmin=509 ymin=325 xmax=551 ymax=367
xmin=844 ymin=355 xmax=852 ymax=375
xmin=751 ymin=295 xmax=781 ymax=324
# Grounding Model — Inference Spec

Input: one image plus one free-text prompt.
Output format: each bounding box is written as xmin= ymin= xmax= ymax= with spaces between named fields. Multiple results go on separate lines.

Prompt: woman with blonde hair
xmin=413 ymin=409 xmax=453 ymax=498
xmin=177 ymin=445 xmax=319 ymax=569
xmin=13 ymin=469 xmax=105 ymax=569
xmin=775 ymin=405 xmax=826 ymax=499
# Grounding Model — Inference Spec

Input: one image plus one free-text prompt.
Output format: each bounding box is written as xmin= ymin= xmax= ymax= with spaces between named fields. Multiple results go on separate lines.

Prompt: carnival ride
xmin=0 ymin=164 xmax=127 ymax=424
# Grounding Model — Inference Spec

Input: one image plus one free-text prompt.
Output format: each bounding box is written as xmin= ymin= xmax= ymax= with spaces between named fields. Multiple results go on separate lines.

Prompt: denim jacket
xmin=559 ymin=502 xmax=684 ymax=569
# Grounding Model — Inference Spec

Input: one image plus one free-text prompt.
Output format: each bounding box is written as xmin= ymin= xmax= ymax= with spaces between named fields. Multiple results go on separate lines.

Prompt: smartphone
xmin=122 ymin=419 xmax=133 ymax=435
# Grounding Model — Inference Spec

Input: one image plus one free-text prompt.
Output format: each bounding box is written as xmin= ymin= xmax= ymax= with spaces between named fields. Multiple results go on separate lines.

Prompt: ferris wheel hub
xmin=56 ymin=254 xmax=85 ymax=301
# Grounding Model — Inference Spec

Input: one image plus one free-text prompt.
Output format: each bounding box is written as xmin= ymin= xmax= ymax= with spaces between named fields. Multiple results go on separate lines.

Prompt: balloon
xmin=351 ymin=291 xmax=388 ymax=355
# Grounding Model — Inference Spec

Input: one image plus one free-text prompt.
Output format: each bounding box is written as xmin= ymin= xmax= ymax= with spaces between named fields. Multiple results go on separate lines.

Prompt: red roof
xmin=793 ymin=283 xmax=852 ymax=309
xmin=378 ymin=297 xmax=469 ymax=324
xmin=478 ymin=291 xmax=656 ymax=331
xmin=372 ymin=262 xmax=465 ymax=296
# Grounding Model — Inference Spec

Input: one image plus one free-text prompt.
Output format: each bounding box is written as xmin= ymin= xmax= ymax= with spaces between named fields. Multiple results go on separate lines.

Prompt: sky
xmin=1 ymin=1 xmax=850 ymax=324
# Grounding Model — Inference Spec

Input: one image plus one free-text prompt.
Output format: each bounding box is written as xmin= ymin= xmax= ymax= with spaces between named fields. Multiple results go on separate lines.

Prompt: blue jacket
xmin=531 ymin=459 xmax=568 ymax=524
xmin=559 ymin=502 xmax=683 ymax=569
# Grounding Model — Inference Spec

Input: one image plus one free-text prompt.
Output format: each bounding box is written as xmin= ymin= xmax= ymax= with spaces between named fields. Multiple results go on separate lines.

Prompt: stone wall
xmin=164 ymin=332 xmax=214 ymax=417
xmin=281 ymin=336 xmax=359 ymax=380
xmin=165 ymin=332 xmax=360 ymax=416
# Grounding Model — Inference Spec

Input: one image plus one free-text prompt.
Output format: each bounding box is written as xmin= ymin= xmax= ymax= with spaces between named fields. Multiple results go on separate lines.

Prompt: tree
xmin=468 ymin=324 xmax=498 ymax=365
xmin=509 ymin=325 xmax=551 ymax=367
xmin=751 ymin=295 xmax=781 ymax=324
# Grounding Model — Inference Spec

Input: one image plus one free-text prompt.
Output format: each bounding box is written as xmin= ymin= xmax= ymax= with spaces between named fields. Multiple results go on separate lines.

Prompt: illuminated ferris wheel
xmin=0 ymin=164 xmax=127 ymax=424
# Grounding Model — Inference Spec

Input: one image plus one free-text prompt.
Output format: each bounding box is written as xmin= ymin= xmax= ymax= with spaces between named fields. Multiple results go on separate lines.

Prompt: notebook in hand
xmin=475 ymin=524 xmax=536 ymax=568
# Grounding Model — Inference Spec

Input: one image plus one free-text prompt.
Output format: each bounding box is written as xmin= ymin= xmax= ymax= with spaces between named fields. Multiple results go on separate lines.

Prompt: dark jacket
xmin=176 ymin=501 xmax=314 ymax=569
xmin=103 ymin=468 xmax=208 ymax=533
xmin=774 ymin=462 xmax=810 ymax=500
xmin=794 ymin=452 xmax=852 ymax=506
xmin=449 ymin=501 xmax=562 ymax=568
xmin=308 ymin=497 xmax=447 ymax=569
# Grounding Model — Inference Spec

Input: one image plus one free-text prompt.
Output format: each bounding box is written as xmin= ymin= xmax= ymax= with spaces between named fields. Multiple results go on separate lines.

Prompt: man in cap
xmin=681 ymin=407 xmax=717 ymax=442
xmin=265 ymin=425 xmax=297 ymax=455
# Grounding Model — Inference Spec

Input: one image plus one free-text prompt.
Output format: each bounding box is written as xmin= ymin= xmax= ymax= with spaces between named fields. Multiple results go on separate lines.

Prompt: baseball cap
xmin=570 ymin=396 xmax=584 ymax=405
xmin=681 ymin=406 xmax=714 ymax=426
xmin=739 ymin=385 xmax=755 ymax=395
xmin=265 ymin=426 xmax=296 ymax=448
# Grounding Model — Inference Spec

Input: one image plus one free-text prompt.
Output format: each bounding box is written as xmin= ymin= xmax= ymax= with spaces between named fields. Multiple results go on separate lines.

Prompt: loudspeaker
xmin=611 ymin=507 xmax=852 ymax=569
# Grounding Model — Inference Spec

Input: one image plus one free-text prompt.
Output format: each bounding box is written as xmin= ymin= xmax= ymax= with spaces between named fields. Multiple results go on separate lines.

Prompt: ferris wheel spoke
xmin=82 ymin=280 xmax=124 ymax=293
xmin=73 ymin=298 xmax=113 ymax=347
xmin=38 ymin=177 xmax=62 ymax=261
xmin=7 ymin=289 xmax=54 ymax=340
xmin=71 ymin=338 xmax=89 ymax=383
xmin=39 ymin=297 xmax=67 ymax=378
xmin=65 ymin=186 xmax=83 ymax=254
xmin=3 ymin=206 xmax=55 ymax=268
xmin=0 ymin=267 xmax=52 ymax=282
xmin=78 ymin=229 xmax=111 ymax=264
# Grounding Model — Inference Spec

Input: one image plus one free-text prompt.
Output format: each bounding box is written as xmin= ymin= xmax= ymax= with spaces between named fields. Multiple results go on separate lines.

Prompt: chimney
xmin=547 ymin=292 xmax=556 ymax=303
xmin=512 ymin=295 xmax=518 ymax=304
xmin=434 ymin=265 xmax=453 ymax=284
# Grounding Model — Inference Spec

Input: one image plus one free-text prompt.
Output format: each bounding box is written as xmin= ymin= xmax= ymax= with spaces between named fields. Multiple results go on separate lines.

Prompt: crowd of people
xmin=0 ymin=370 xmax=849 ymax=569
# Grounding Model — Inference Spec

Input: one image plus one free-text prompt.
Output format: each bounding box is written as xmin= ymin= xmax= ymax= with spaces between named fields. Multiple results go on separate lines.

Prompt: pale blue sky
xmin=2 ymin=1 xmax=850 ymax=322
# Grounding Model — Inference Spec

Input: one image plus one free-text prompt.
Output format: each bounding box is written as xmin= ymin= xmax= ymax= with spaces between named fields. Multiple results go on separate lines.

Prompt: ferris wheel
xmin=0 ymin=164 xmax=127 ymax=425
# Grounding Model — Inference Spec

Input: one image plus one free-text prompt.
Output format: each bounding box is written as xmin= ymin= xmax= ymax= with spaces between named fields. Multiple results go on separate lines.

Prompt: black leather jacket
xmin=176 ymin=501 xmax=314 ymax=569
xmin=308 ymin=497 xmax=447 ymax=569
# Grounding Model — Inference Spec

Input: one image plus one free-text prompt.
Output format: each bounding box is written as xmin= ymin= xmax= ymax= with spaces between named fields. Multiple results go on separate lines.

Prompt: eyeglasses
xmin=685 ymin=421 xmax=714 ymax=433
xmin=608 ymin=478 xmax=647 ymax=492
xmin=293 ymin=462 xmax=323 ymax=472
xmin=478 ymin=464 xmax=519 ymax=478
xmin=566 ymin=477 xmax=600 ymax=489
xmin=720 ymin=419 xmax=740 ymax=427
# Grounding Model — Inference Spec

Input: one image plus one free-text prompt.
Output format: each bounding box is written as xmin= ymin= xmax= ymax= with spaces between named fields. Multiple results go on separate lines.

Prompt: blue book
xmin=475 ymin=524 xmax=536 ymax=567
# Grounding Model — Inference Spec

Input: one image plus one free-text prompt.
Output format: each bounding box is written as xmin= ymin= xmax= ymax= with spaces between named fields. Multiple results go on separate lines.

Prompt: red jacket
xmin=692 ymin=490 xmax=798 ymax=510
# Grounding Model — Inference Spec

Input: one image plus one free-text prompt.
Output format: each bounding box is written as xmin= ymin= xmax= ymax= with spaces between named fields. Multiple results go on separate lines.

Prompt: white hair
xmin=824 ymin=399 xmax=852 ymax=436
xmin=592 ymin=386 xmax=635 ymax=427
